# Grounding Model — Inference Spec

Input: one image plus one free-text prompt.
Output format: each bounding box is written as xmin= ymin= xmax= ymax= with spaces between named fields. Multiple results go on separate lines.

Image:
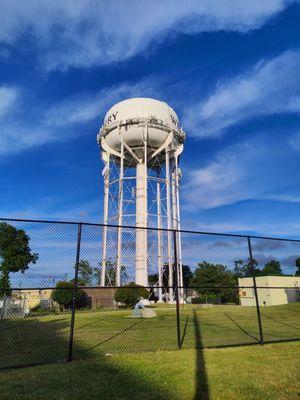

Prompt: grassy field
xmin=0 ymin=342 xmax=299 ymax=400
xmin=0 ymin=302 xmax=299 ymax=369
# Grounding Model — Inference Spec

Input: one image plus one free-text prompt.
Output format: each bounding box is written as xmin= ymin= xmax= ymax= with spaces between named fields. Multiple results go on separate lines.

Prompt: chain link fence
xmin=0 ymin=218 xmax=299 ymax=369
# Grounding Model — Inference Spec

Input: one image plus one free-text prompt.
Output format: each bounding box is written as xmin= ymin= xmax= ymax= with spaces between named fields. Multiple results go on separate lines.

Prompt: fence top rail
xmin=1 ymin=217 xmax=300 ymax=243
xmin=7 ymin=285 xmax=300 ymax=291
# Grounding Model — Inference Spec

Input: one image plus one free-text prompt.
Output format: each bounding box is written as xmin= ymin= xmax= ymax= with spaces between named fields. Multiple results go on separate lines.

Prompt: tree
xmin=51 ymin=281 xmax=84 ymax=310
xmin=234 ymin=259 xmax=246 ymax=278
xmin=148 ymin=264 xmax=192 ymax=291
xmin=233 ymin=258 xmax=260 ymax=278
xmin=0 ymin=270 xmax=11 ymax=297
xmin=0 ymin=223 xmax=38 ymax=296
xmin=295 ymin=258 xmax=300 ymax=276
xmin=97 ymin=261 xmax=128 ymax=286
xmin=114 ymin=282 xmax=149 ymax=308
xmin=262 ymin=260 xmax=282 ymax=275
xmin=148 ymin=273 xmax=158 ymax=285
xmin=244 ymin=258 xmax=260 ymax=276
xmin=191 ymin=262 xmax=237 ymax=303
xmin=182 ymin=265 xmax=193 ymax=287
xmin=76 ymin=260 xmax=128 ymax=287
xmin=158 ymin=263 xmax=193 ymax=288
xmin=77 ymin=260 xmax=93 ymax=285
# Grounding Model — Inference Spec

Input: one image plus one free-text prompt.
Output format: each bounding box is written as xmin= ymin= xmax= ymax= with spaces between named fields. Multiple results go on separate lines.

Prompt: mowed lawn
xmin=0 ymin=302 xmax=299 ymax=369
xmin=0 ymin=342 xmax=299 ymax=400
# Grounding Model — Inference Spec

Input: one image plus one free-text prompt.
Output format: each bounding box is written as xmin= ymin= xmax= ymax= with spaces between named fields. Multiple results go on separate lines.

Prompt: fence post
xmin=67 ymin=222 xmax=82 ymax=362
xmin=173 ymin=229 xmax=181 ymax=349
xmin=247 ymin=236 xmax=264 ymax=344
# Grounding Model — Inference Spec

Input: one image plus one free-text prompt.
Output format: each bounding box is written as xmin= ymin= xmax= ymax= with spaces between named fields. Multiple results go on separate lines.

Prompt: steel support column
xmin=165 ymin=147 xmax=173 ymax=301
xmin=101 ymin=154 xmax=110 ymax=287
xmin=135 ymin=127 xmax=148 ymax=286
xmin=116 ymin=132 xmax=124 ymax=286
xmin=156 ymin=167 xmax=163 ymax=301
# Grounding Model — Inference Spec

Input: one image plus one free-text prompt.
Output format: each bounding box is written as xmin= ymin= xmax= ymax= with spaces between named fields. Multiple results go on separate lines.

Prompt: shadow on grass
xmin=0 ymin=316 xmax=71 ymax=368
xmin=0 ymin=314 xmax=173 ymax=400
xmin=180 ymin=316 xmax=189 ymax=348
xmin=260 ymin=312 xmax=300 ymax=332
xmin=286 ymin=306 xmax=300 ymax=314
xmin=193 ymin=310 xmax=210 ymax=400
xmin=224 ymin=313 xmax=260 ymax=343
xmin=85 ymin=320 xmax=142 ymax=351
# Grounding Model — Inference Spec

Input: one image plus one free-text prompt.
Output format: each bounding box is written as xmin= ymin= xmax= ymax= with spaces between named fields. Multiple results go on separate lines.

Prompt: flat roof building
xmin=239 ymin=276 xmax=300 ymax=306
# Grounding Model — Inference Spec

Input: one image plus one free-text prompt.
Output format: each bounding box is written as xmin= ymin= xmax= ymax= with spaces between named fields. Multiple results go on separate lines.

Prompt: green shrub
xmin=51 ymin=281 xmax=85 ymax=310
xmin=30 ymin=304 xmax=43 ymax=313
xmin=191 ymin=294 xmax=220 ymax=304
xmin=114 ymin=283 xmax=149 ymax=308
xmin=29 ymin=303 xmax=54 ymax=315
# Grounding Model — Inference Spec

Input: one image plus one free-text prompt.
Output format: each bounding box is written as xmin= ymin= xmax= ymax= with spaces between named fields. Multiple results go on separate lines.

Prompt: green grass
xmin=0 ymin=304 xmax=299 ymax=399
xmin=0 ymin=342 xmax=299 ymax=400
xmin=0 ymin=302 xmax=299 ymax=369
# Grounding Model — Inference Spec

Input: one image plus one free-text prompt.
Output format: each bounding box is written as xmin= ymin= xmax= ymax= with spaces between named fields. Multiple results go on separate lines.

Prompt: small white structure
xmin=131 ymin=298 xmax=157 ymax=318
xmin=97 ymin=98 xmax=186 ymax=301
xmin=239 ymin=276 xmax=300 ymax=306
xmin=0 ymin=296 xmax=28 ymax=319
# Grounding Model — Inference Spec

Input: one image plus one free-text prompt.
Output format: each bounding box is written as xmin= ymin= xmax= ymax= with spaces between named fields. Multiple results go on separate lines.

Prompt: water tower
xmin=97 ymin=98 xmax=185 ymax=301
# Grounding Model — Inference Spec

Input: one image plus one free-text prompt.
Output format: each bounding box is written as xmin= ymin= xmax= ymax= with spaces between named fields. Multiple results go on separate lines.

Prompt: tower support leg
xmin=101 ymin=156 xmax=110 ymax=286
xmin=116 ymin=135 xmax=124 ymax=286
xmin=165 ymin=149 xmax=173 ymax=301
xmin=157 ymin=169 xmax=163 ymax=301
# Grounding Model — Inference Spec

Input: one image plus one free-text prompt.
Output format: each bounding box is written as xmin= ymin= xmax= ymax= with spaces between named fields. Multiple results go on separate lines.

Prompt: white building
xmin=239 ymin=276 xmax=300 ymax=306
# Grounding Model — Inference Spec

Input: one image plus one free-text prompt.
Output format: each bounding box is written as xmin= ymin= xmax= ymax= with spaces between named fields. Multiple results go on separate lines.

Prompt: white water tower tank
xmin=101 ymin=98 xmax=184 ymax=157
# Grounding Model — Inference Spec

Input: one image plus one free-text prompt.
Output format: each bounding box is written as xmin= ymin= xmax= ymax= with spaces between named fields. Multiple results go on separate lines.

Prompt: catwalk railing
xmin=0 ymin=218 xmax=299 ymax=369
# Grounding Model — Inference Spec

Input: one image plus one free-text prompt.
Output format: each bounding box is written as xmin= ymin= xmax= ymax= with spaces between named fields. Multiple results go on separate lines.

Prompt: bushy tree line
xmin=76 ymin=260 xmax=128 ymax=286
xmin=148 ymin=264 xmax=193 ymax=287
xmin=233 ymin=258 xmax=284 ymax=277
xmin=1 ymin=221 xmax=299 ymax=309
xmin=191 ymin=262 xmax=238 ymax=303
xmin=149 ymin=256 xmax=300 ymax=304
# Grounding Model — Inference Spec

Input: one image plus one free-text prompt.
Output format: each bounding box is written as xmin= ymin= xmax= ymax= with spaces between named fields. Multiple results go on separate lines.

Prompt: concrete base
xmin=130 ymin=308 xmax=157 ymax=318
xmin=140 ymin=298 xmax=151 ymax=306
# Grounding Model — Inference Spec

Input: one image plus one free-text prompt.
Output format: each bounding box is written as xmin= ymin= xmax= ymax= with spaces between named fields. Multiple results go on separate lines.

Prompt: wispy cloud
xmin=44 ymin=80 xmax=158 ymax=128
xmin=182 ymin=217 xmax=300 ymax=239
xmin=1 ymin=196 xmax=103 ymax=222
xmin=182 ymin=132 xmax=300 ymax=210
xmin=0 ymin=78 xmax=158 ymax=156
xmin=0 ymin=0 xmax=290 ymax=70
xmin=183 ymin=50 xmax=300 ymax=137
xmin=0 ymin=86 xmax=18 ymax=117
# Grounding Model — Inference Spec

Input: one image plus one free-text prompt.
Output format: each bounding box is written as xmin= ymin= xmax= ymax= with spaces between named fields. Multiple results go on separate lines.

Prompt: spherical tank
xmin=100 ymin=98 xmax=185 ymax=153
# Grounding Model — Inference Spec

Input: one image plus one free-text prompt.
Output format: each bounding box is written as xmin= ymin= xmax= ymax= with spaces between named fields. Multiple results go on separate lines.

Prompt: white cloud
xmin=0 ymin=86 xmax=18 ymax=117
xmin=44 ymin=79 xmax=158 ymax=128
xmin=0 ymin=78 xmax=158 ymax=156
xmin=182 ymin=133 xmax=300 ymax=210
xmin=182 ymin=212 xmax=300 ymax=238
xmin=0 ymin=0 xmax=290 ymax=70
xmin=183 ymin=50 xmax=300 ymax=137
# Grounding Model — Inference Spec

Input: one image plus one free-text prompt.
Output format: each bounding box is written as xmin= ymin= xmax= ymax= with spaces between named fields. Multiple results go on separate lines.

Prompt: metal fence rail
xmin=0 ymin=217 xmax=299 ymax=370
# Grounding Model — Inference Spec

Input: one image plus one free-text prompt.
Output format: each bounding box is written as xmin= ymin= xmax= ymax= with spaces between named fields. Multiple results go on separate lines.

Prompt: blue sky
xmin=1 ymin=0 xmax=300 ymax=239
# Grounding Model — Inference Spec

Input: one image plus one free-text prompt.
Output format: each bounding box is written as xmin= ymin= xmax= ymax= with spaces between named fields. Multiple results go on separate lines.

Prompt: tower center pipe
xmin=135 ymin=161 xmax=148 ymax=286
